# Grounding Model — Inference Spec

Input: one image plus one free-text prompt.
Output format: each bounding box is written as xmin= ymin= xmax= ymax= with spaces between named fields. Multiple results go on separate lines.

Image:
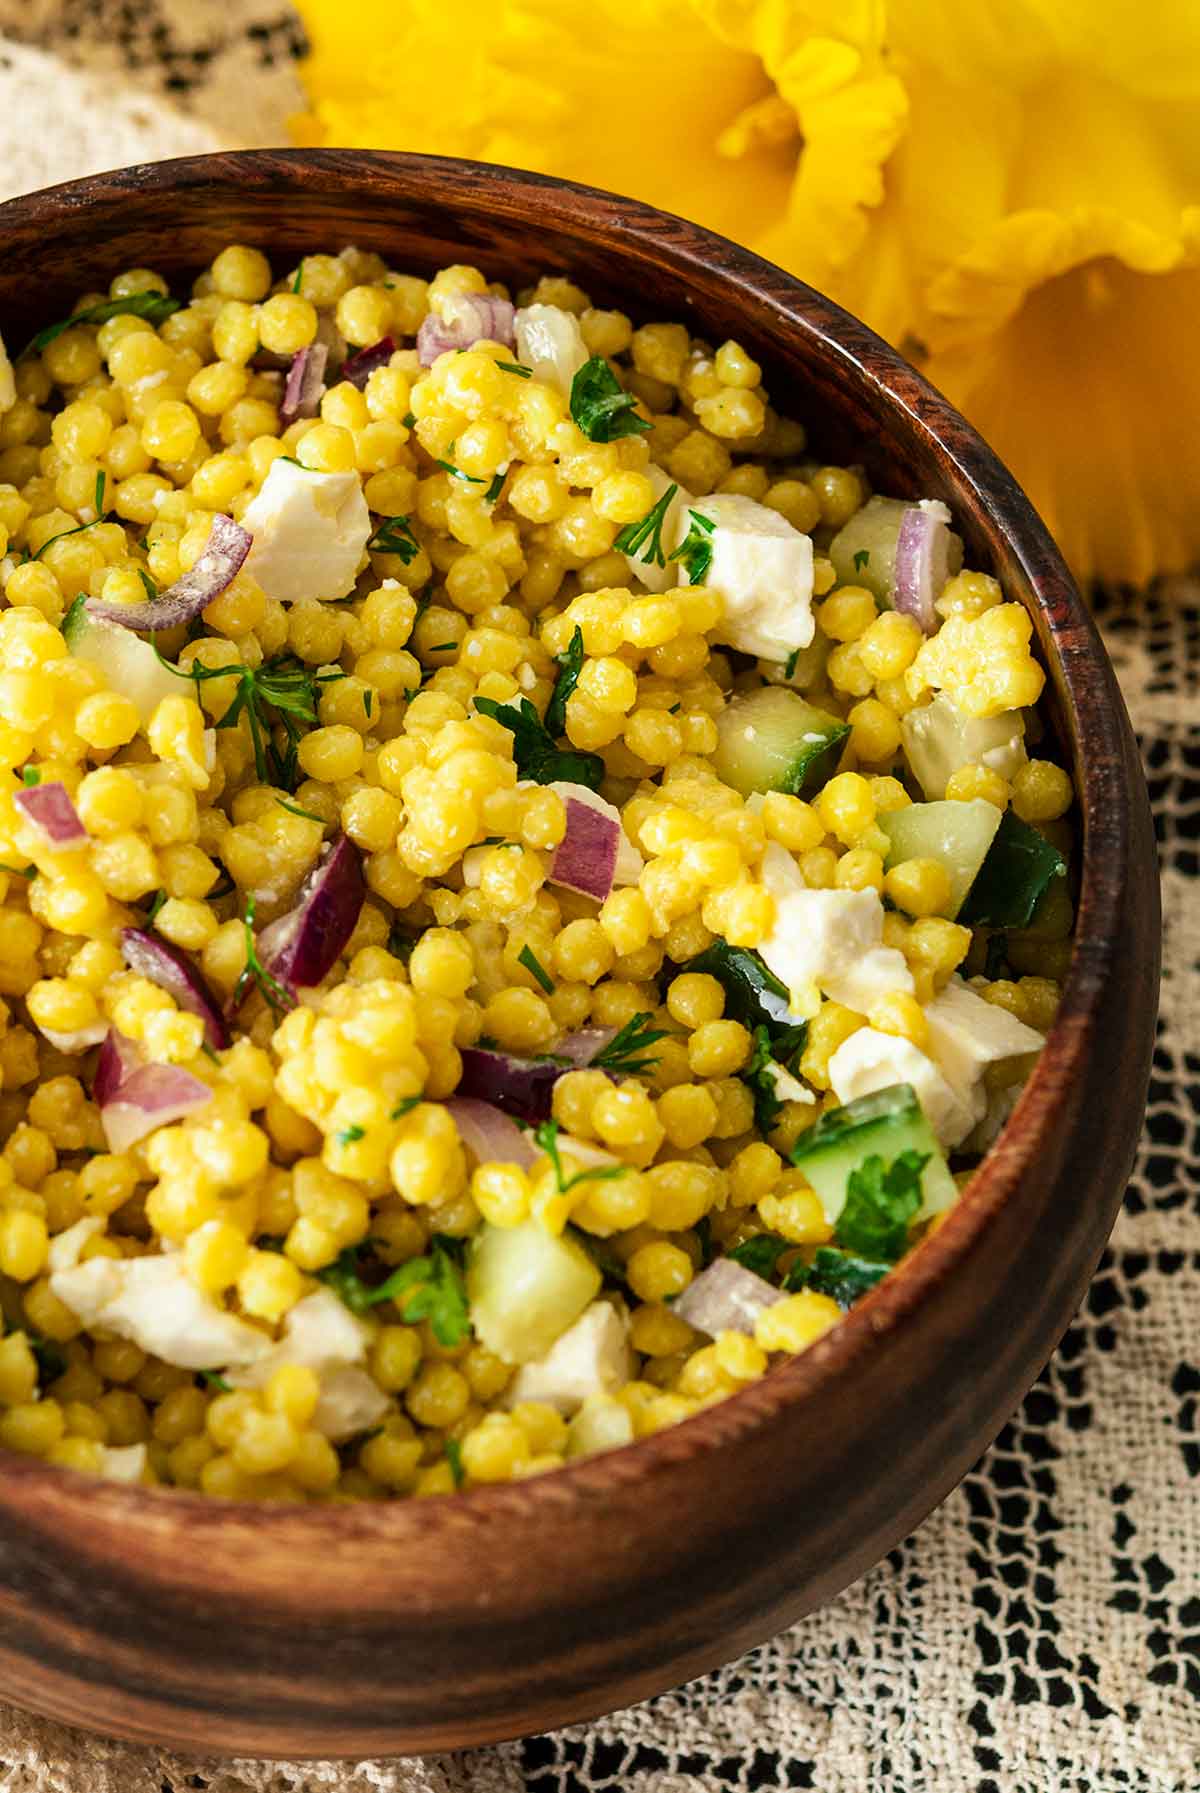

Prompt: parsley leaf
xmin=727 ymin=1233 xmax=792 ymax=1279
xmin=0 ymin=864 xmax=34 ymax=879
xmin=518 ymin=943 xmax=555 ymax=993
xmin=783 ymin=648 xmax=801 ymax=680
xmin=24 ymin=290 xmax=181 ymax=357
xmin=27 ymin=471 xmax=111 ymax=561
xmin=544 ymin=625 xmax=584 ymax=739
xmin=445 ymin=1437 xmax=466 ymax=1486
xmin=275 ymin=796 xmax=325 ymax=823
xmin=836 ymin=1150 xmax=928 ymax=1262
xmin=533 ymin=1119 xmax=627 ymax=1196
xmin=319 ymin=1237 xmax=471 ymax=1346
xmin=672 ymin=509 xmax=715 ymax=583
xmin=740 ymin=1024 xmax=784 ymax=1137
xmin=687 ymin=943 xmax=808 ymax=1065
xmin=474 ymin=695 xmax=605 ymax=791
xmin=589 ymin=1011 xmax=669 ymax=1077
xmin=335 ymin=1124 xmax=366 ymax=1147
xmin=496 ymin=361 xmax=532 ymax=378
xmin=801 ymin=1246 xmax=891 ymax=1308
xmin=483 ymin=470 xmax=506 ymax=504
xmin=144 ymin=888 xmax=168 ymax=925
xmin=291 ymin=261 xmax=305 ymax=295
xmin=367 ymin=514 xmax=420 ymax=562
xmin=614 ymin=483 xmax=678 ymax=567
xmin=436 ymin=458 xmax=485 ymax=485
xmin=162 ymin=649 xmax=345 ymax=791
xmin=201 ymin=1370 xmax=232 ymax=1393
xmin=389 ymin=1094 xmax=423 ymax=1119
xmin=232 ymin=894 xmax=294 ymax=1019
xmin=569 ymin=356 xmax=651 ymax=443
xmin=853 ymin=549 xmax=871 ymax=572
xmin=20 ymin=766 xmax=40 ymax=787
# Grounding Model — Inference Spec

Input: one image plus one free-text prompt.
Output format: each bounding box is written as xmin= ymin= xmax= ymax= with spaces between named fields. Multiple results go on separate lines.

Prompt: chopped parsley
xmin=496 ymin=361 xmax=532 ymax=378
xmin=20 ymin=766 xmax=40 ymax=787
xmin=0 ymin=864 xmax=34 ymax=879
xmin=474 ymin=695 xmax=605 ymax=791
xmin=161 ymin=649 xmax=345 ymax=790
xmin=435 ymin=458 xmax=485 ymax=485
xmin=144 ymin=888 xmax=168 ymax=925
xmin=687 ymin=942 xmax=808 ymax=1064
xmin=363 ymin=689 xmax=374 ymax=717
xmin=783 ymin=648 xmax=801 ymax=680
xmin=24 ymin=290 xmax=181 ymax=357
xmin=232 ymin=894 xmax=294 ymax=1019
xmin=569 ymin=356 xmax=651 ymax=443
xmin=367 ymin=514 xmax=421 ymax=562
xmin=275 ymin=796 xmax=325 ymax=823
xmin=135 ymin=566 xmax=158 ymax=601
xmin=27 ymin=471 xmax=111 ymax=561
xmin=291 ymin=261 xmax=305 ymax=295
xmin=533 ymin=1119 xmax=626 ymax=1196
xmin=402 ymin=410 xmax=416 ymax=428
xmin=853 ymin=549 xmax=871 ymax=572
xmin=799 ymin=1246 xmax=891 ymax=1308
xmin=445 ymin=1437 xmax=466 ymax=1486
xmin=613 ymin=483 xmax=677 ymax=568
xmin=835 ymin=1150 xmax=929 ymax=1262
xmin=544 ymin=625 xmax=584 ymax=739
xmin=389 ymin=1094 xmax=423 ymax=1119
xmin=335 ymin=1124 xmax=366 ymax=1147
xmin=319 ymin=1236 xmax=470 ymax=1346
xmin=672 ymin=509 xmax=715 ymax=583
xmin=740 ymin=1023 xmax=785 ymax=1137
xmin=590 ymin=1011 xmax=669 ymax=1077
xmin=200 ymin=1370 xmax=232 ymax=1393
xmin=483 ymin=470 xmax=507 ymax=504
xmin=518 ymin=943 xmax=555 ymax=994
xmin=727 ymin=1233 xmax=792 ymax=1279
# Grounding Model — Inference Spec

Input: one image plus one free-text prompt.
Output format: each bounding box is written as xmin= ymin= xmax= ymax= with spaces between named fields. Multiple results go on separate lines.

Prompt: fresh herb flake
xmin=136 ymin=566 xmax=158 ymax=602
xmin=20 ymin=766 xmax=40 ymax=787
xmin=589 ymin=1010 xmax=669 ymax=1078
xmin=318 ymin=1238 xmax=470 ymax=1345
xmin=24 ymin=290 xmax=181 ymax=357
xmin=496 ymin=361 xmax=532 ymax=378
xmin=0 ymin=864 xmax=34 ymax=879
xmin=435 ymin=458 xmax=485 ymax=485
xmin=569 ymin=356 xmax=651 ymax=443
xmin=367 ymin=514 xmax=420 ymax=562
xmin=533 ymin=1118 xmax=626 ymax=1196
xmin=836 ymin=1150 xmax=928 ymax=1262
xmin=672 ymin=508 xmax=715 ymax=584
xmin=853 ymin=549 xmax=871 ymax=572
xmin=145 ymin=888 xmax=168 ymax=925
xmin=389 ymin=1095 xmax=423 ymax=1119
xmin=740 ymin=1023 xmax=785 ymax=1137
xmin=161 ymin=648 xmax=345 ymax=792
xmin=232 ymin=893 xmax=295 ymax=1019
xmin=727 ymin=1232 xmax=792 ymax=1279
xmin=291 ymin=261 xmax=305 ymax=295
xmin=275 ymin=796 xmax=325 ymax=823
xmin=445 ymin=1436 xmax=466 ymax=1486
xmin=483 ymin=470 xmax=506 ymax=504
xmin=335 ymin=1124 xmax=366 ymax=1147
xmin=544 ymin=625 xmax=584 ymax=740
xmin=518 ymin=943 xmax=555 ymax=994
xmin=474 ymin=695 xmax=605 ymax=791
xmin=613 ymin=483 xmax=677 ymax=568
xmin=201 ymin=1370 xmax=232 ymax=1392
xmin=784 ymin=648 xmax=801 ymax=680
xmin=803 ymin=1246 xmax=891 ymax=1308
xmin=688 ymin=942 xmax=808 ymax=1064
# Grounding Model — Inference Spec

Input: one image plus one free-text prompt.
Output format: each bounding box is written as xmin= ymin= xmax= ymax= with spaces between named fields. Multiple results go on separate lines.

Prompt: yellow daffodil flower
xmin=293 ymin=0 xmax=1200 ymax=584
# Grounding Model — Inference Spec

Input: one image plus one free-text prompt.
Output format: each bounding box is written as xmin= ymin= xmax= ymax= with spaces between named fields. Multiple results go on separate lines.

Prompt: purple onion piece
xmin=672 ymin=1259 xmax=786 ymax=1338
xmin=892 ymin=504 xmax=962 ymax=635
xmin=121 ymin=927 xmax=231 ymax=1051
xmin=549 ymin=796 xmax=620 ymax=902
xmin=258 ymin=834 xmax=365 ymax=992
xmin=87 ymin=515 xmax=252 ymax=634
xmin=416 ymin=297 xmax=516 ymax=366
xmin=100 ymin=1062 xmax=213 ymax=1154
xmin=93 ymin=1029 xmax=140 ymax=1107
xmin=341 ymin=335 xmax=396 ymax=388
xmin=279 ymin=341 xmax=329 ymax=426
xmin=443 ymin=1097 xmax=538 ymax=1169
xmin=555 ymin=1026 xmax=618 ymax=1067
xmin=14 ymin=781 xmax=86 ymax=848
xmin=456 ymin=1046 xmax=565 ymax=1122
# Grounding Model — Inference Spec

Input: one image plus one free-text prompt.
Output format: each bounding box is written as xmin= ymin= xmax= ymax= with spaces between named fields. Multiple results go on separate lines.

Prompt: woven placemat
xmin=0 ymin=12 xmax=1194 ymax=1788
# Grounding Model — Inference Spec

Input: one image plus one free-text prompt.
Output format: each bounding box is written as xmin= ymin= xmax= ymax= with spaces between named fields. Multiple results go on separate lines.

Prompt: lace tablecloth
xmin=0 ymin=11 xmax=1194 ymax=1790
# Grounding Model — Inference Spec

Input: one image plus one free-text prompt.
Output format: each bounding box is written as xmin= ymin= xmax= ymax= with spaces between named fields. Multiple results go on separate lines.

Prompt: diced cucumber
xmin=711 ymin=686 xmax=849 ymax=798
xmin=687 ymin=940 xmax=807 ymax=1060
xmin=901 ymin=694 xmax=1027 ymax=799
xmin=957 ymin=810 xmax=1068 ymax=930
xmin=565 ymin=1391 xmax=635 ymax=1459
xmin=62 ymin=594 xmax=180 ymax=726
xmin=879 ymin=798 xmax=1003 ymax=918
xmin=791 ymin=1081 xmax=957 ymax=1226
xmin=466 ymin=1220 xmax=601 ymax=1364
xmin=829 ymin=495 xmax=962 ymax=607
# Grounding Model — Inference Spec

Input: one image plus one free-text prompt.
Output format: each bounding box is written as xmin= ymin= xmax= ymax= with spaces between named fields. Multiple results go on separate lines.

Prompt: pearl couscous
xmin=0 ymin=246 xmax=1075 ymax=1500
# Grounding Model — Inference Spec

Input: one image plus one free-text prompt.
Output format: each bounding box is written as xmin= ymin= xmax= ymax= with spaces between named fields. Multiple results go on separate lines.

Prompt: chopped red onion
xmin=279 ymin=342 xmax=328 ymax=426
xmin=444 ymin=1097 xmax=537 ymax=1169
xmin=892 ymin=501 xmax=961 ymax=635
xmin=93 ymin=1029 xmax=211 ymax=1153
xmin=14 ymin=781 xmax=86 ymax=849
xmin=341 ymin=336 xmax=396 ymax=388
xmin=550 ymin=794 xmax=620 ymax=902
xmin=257 ymin=834 xmax=365 ymax=993
xmin=87 ymin=515 xmax=251 ymax=634
xmin=456 ymin=1046 xmax=566 ymax=1122
xmin=673 ymin=1259 xmax=785 ymax=1338
xmin=417 ymin=296 xmax=516 ymax=366
xmin=315 ymin=311 xmax=347 ymax=372
xmin=556 ymin=1027 xmax=618 ymax=1067
xmin=121 ymin=927 xmax=231 ymax=1051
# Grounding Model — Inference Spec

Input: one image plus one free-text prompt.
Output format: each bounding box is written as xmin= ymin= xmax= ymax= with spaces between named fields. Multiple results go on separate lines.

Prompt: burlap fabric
xmin=0 ymin=12 xmax=1193 ymax=1789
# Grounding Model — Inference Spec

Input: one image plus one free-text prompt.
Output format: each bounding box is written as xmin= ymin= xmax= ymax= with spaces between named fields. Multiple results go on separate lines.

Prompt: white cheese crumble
xmin=757 ymin=844 xmax=914 ymax=1016
xmin=828 ymin=1027 xmax=979 ymax=1149
xmin=503 ymin=1300 xmax=635 ymax=1415
xmin=226 ymin=1289 xmax=388 ymax=1442
xmin=241 ymin=459 xmax=371 ymax=604
xmin=513 ymin=304 xmax=589 ymax=397
xmin=685 ymin=493 xmax=815 ymax=662
xmin=47 ymin=1216 xmax=105 ymax=1274
xmin=49 ymin=1252 xmax=272 ymax=1372
xmin=98 ymin=1443 xmax=147 ymax=1484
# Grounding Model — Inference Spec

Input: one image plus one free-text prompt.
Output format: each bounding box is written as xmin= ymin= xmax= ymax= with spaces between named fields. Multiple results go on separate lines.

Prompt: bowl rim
xmin=0 ymin=147 xmax=1134 ymax=1539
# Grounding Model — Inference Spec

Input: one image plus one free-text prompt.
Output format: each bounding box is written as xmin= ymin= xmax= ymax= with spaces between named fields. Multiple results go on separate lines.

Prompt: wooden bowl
xmin=0 ymin=151 xmax=1159 ymax=1759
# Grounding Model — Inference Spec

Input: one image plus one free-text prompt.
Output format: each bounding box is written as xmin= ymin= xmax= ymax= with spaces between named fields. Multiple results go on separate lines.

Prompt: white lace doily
xmin=0 ymin=11 xmax=1194 ymax=1790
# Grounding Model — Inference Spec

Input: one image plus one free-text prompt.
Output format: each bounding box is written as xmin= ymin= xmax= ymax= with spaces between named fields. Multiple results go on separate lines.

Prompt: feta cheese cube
xmin=924 ymin=976 xmax=1044 ymax=1095
xmin=513 ymin=304 xmax=589 ymax=397
xmin=686 ymin=493 xmax=814 ymax=661
xmin=47 ymin=1215 xmax=104 ymax=1274
xmin=50 ymin=1252 xmax=272 ymax=1371
xmin=828 ymin=1027 xmax=980 ymax=1149
xmin=503 ymin=1300 xmax=635 ymax=1415
xmin=241 ymin=459 xmax=371 ymax=604
xmin=226 ymin=1289 xmax=388 ymax=1442
xmin=758 ymin=844 xmax=914 ymax=1016
xmin=98 ymin=1443 xmax=147 ymax=1484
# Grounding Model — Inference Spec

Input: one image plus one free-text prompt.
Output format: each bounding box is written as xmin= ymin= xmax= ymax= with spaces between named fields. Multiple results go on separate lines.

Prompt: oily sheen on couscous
xmin=0 ymin=245 xmax=1075 ymax=1501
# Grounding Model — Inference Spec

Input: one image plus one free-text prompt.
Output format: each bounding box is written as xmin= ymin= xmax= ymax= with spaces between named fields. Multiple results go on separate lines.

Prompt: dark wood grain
xmin=0 ymin=151 xmax=1159 ymax=1759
